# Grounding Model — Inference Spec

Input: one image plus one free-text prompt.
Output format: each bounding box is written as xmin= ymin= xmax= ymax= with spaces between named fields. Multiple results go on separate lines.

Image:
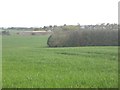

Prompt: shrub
xmin=2 ymin=31 xmax=10 ymax=35
xmin=47 ymin=29 xmax=118 ymax=47
xmin=31 ymin=32 xmax=35 ymax=35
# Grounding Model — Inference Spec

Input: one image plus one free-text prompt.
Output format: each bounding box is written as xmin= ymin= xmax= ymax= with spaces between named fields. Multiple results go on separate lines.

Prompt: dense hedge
xmin=47 ymin=29 xmax=118 ymax=47
xmin=1 ymin=31 xmax=10 ymax=35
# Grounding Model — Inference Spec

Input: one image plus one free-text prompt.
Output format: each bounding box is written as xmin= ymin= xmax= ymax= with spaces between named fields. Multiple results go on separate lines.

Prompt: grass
xmin=0 ymin=35 xmax=2 ymax=89
xmin=2 ymin=35 xmax=118 ymax=88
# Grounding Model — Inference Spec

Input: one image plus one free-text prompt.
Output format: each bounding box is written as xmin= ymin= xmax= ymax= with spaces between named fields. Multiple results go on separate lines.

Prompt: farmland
xmin=2 ymin=35 xmax=118 ymax=88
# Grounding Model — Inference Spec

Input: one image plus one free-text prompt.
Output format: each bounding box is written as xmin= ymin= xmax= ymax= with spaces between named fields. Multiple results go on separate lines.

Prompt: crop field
xmin=2 ymin=35 xmax=118 ymax=88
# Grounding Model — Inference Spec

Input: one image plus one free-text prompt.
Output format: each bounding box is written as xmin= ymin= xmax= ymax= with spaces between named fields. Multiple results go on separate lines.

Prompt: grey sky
xmin=0 ymin=0 xmax=119 ymax=27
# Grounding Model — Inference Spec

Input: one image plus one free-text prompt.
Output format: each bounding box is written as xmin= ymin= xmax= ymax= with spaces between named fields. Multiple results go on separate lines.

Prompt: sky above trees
xmin=0 ymin=0 xmax=119 ymax=27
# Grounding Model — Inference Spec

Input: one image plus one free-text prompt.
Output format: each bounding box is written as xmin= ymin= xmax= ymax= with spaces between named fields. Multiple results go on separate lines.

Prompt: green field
xmin=2 ymin=35 xmax=118 ymax=88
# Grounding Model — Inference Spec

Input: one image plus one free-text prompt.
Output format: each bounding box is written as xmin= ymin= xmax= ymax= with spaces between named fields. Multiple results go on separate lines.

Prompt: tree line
xmin=47 ymin=23 xmax=119 ymax=47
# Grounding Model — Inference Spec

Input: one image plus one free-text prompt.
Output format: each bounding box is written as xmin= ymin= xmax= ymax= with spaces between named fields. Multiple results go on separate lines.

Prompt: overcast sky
xmin=0 ymin=0 xmax=119 ymax=27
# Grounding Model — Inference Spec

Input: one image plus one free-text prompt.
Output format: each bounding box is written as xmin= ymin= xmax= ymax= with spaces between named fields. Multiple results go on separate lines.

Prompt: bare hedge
xmin=47 ymin=29 xmax=118 ymax=47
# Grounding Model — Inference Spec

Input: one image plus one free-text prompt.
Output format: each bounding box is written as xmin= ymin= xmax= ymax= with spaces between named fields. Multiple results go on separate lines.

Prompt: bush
xmin=47 ymin=29 xmax=118 ymax=47
xmin=2 ymin=31 xmax=10 ymax=35
xmin=31 ymin=32 xmax=35 ymax=35
xmin=47 ymin=30 xmax=71 ymax=47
